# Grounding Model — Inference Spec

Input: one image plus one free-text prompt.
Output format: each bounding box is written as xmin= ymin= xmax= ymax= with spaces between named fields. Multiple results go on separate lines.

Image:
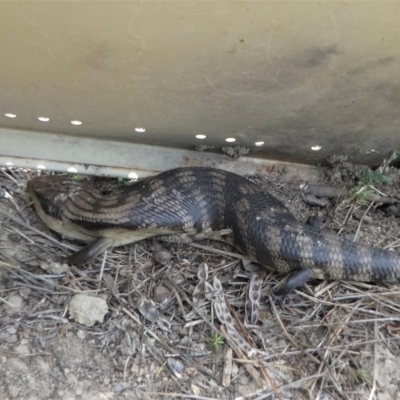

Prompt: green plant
xmin=337 ymin=156 xmax=395 ymax=211
xmin=348 ymin=367 xmax=372 ymax=385
xmin=358 ymin=170 xmax=390 ymax=187
xmin=117 ymin=176 xmax=126 ymax=186
xmin=205 ymin=333 xmax=224 ymax=352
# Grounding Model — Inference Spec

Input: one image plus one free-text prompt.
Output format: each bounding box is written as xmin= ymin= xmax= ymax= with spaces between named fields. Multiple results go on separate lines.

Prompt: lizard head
xmin=27 ymin=175 xmax=84 ymax=221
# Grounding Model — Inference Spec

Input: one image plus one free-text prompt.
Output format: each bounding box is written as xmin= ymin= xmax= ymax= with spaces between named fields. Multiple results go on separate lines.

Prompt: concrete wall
xmin=1 ymin=1 xmax=399 ymax=165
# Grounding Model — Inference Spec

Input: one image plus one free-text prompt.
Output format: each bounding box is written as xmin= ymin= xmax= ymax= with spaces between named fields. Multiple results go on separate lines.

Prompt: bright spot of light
xmin=128 ymin=172 xmax=139 ymax=180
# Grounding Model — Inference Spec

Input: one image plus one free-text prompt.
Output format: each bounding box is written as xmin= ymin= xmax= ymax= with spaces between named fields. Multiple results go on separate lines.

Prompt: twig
xmin=353 ymin=200 xmax=375 ymax=242
xmin=367 ymin=308 xmax=379 ymax=400
xmin=189 ymin=242 xmax=246 ymax=260
xmin=234 ymin=373 xmax=325 ymax=400
xmin=267 ymin=292 xmax=321 ymax=365
xmin=220 ymin=325 xmax=265 ymax=388
xmin=302 ymin=184 xmax=398 ymax=205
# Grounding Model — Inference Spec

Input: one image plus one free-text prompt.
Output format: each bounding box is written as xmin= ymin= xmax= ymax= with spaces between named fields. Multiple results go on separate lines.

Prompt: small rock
xmin=39 ymin=260 xmax=69 ymax=274
xmin=35 ymin=357 xmax=51 ymax=373
xmin=104 ymin=377 xmax=110 ymax=385
xmin=304 ymin=194 xmax=329 ymax=207
xmin=387 ymin=204 xmax=400 ymax=217
xmin=5 ymin=294 xmax=24 ymax=315
xmin=197 ymin=343 xmax=205 ymax=352
xmin=62 ymin=391 xmax=75 ymax=400
xmin=8 ymin=385 xmax=20 ymax=398
xmin=19 ymin=287 xmax=31 ymax=299
xmin=153 ymin=285 xmax=171 ymax=304
xmin=238 ymin=374 xmax=249 ymax=385
xmin=67 ymin=373 xmax=77 ymax=385
xmin=344 ymin=233 xmax=356 ymax=242
xmin=76 ymin=329 xmax=87 ymax=339
xmin=152 ymin=242 xmax=172 ymax=265
xmin=208 ymin=378 xmax=218 ymax=387
xmin=75 ymin=385 xmax=84 ymax=396
xmin=305 ymin=215 xmax=324 ymax=230
xmin=231 ymin=363 xmax=239 ymax=377
xmin=14 ymin=343 xmax=30 ymax=355
xmin=113 ymin=382 xmax=130 ymax=393
xmin=138 ymin=299 xmax=159 ymax=322
xmin=196 ymin=144 xmax=215 ymax=152
xmin=353 ymin=209 xmax=373 ymax=223
xmin=167 ymin=358 xmax=184 ymax=374
xmin=131 ymin=364 xmax=140 ymax=374
xmin=68 ymin=294 xmax=108 ymax=327
xmin=222 ymin=146 xmax=250 ymax=160
xmin=5 ymin=334 xmax=18 ymax=343
xmin=191 ymin=384 xmax=200 ymax=396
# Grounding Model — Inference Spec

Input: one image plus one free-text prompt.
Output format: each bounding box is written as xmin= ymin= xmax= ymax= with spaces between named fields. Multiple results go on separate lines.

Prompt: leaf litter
xmin=1 ymin=158 xmax=400 ymax=399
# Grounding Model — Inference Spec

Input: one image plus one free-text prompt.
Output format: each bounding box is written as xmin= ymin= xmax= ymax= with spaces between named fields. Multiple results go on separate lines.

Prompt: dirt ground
xmin=1 ymin=157 xmax=400 ymax=400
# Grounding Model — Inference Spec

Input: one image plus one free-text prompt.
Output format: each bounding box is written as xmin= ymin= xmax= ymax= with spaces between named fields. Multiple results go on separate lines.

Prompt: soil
xmin=1 ymin=158 xmax=400 ymax=400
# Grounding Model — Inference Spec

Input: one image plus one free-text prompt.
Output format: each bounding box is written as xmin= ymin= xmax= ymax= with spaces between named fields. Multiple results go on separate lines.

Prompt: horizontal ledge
xmin=0 ymin=128 xmax=324 ymax=181
xmin=0 ymin=155 xmax=157 ymax=179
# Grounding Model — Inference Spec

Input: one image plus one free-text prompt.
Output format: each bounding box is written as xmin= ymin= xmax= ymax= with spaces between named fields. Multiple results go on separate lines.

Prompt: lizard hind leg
xmin=67 ymin=237 xmax=113 ymax=265
xmin=272 ymin=268 xmax=314 ymax=301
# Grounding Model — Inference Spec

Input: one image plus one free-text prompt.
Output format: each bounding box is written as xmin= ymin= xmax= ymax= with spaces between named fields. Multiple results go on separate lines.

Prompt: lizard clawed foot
xmin=271 ymin=293 xmax=287 ymax=307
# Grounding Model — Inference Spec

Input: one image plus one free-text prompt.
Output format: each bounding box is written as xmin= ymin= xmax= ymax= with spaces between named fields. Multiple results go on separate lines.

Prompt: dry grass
xmin=1 ymin=166 xmax=400 ymax=399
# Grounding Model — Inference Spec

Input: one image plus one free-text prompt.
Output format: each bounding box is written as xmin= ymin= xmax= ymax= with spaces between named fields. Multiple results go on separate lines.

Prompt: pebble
xmin=153 ymin=285 xmax=171 ymax=304
xmin=7 ymin=326 xmax=17 ymax=334
xmin=167 ymin=358 xmax=184 ymax=373
xmin=5 ymin=334 xmax=18 ymax=343
xmin=19 ymin=287 xmax=31 ymax=299
xmin=191 ymin=384 xmax=201 ymax=396
xmin=75 ymin=385 xmax=84 ymax=396
xmin=208 ymin=379 xmax=218 ymax=387
xmin=231 ymin=363 xmax=239 ymax=377
xmin=8 ymin=385 xmax=21 ymax=398
xmin=68 ymin=294 xmax=108 ymax=327
xmin=76 ymin=329 xmax=88 ymax=339
xmin=5 ymin=294 xmax=24 ymax=315
xmin=67 ymin=373 xmax=77 ymax=385
xmin=152 ymin=242 xmax=172 ymax=265
xmin=14 ymin=343 xmax=30 ymax=355
xmin=131 ymin=364 xmax=140 ymax=374
xmin=153 ymin=250 xmax=172 ymax=265
xmin=39 ymin=259 xmax=69 ymax=274
xmin=36 ymin=357 xmax=51 ymax=373
xmin=113 ymin=382 xmax=129 ymax=393
xmin=238 ymin=374 xmax=249 ymax=385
